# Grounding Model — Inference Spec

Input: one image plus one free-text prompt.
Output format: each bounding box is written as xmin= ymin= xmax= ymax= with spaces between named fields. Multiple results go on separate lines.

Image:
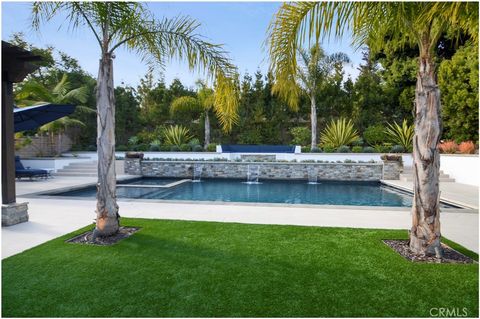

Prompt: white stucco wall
xmin=440 ymin=154 xmax=479 ymax=186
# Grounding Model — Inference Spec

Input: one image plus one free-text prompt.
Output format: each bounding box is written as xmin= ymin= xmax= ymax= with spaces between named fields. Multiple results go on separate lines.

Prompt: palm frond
xmin=14 ymin=80 xmax=53 ymax=103
xmin=52 ymin=73 xmax=70 ymax=98
xmin=62 ymin=86 xmax=89 ymax=104
xmin=170 ymin=96 xmax=202 ymax=115
xmin=39 ymin=117 xmax=85 ymax=133
xmin=33 ymin=1 xmax=240 ymax=132
xmin=213 ymin=72 xmax=239 ymax=132
xmin=73 ymin=105 xmax=96 ymax=115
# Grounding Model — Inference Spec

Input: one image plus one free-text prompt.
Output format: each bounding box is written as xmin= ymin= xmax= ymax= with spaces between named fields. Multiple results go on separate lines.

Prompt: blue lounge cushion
xmin=15 ymin=156 xmax=48 ymax=178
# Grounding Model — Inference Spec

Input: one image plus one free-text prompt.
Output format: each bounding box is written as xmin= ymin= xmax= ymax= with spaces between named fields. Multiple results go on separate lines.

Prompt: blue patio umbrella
xmin=13 ymin=103 xmax=76 ymax=133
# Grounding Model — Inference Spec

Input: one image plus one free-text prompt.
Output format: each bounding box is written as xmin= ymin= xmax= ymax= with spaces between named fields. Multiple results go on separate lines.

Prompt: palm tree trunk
xmin=94 ymin=52 xmax=119 ymax=237
xmin=310 ymin=95 xmax=317 ymax=149
xmin=57 ymin=130 xmax=62 ymax=156
xmin=204 ymin=110 xmax=210 ymax=150
xmin=409 ymin=46 xmax=442 ymax=257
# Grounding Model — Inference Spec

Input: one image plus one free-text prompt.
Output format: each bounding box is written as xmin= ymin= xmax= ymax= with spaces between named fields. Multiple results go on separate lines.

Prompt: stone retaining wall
xmin=124 ymin=158 xmax=401 ymax=181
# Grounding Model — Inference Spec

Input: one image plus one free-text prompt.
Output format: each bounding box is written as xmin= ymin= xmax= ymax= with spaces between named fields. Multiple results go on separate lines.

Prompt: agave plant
xmin=384 ymin=120 xmax=414 ymax=152
xmin=162 ymin=125 xmax=193 ymax=146
xmin=320 ymin=118 xmax=359 ymax=148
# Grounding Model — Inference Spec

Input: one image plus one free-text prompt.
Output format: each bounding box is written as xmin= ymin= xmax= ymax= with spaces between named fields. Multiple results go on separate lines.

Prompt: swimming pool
xmin=45 ymin=177 xmax=428 ymax=207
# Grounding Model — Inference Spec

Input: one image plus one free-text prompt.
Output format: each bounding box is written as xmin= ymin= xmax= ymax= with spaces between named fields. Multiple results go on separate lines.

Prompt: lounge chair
xmin=15 ymin=156 xmax=48 ymax=180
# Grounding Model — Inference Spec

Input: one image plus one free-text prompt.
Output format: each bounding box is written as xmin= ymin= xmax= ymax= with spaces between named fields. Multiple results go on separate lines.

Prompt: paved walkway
xmin=2 ymin=176 xmax=478 ymax=258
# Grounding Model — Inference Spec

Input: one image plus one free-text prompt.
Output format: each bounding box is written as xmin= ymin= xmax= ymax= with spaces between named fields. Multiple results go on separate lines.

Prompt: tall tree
xmin=267 ymin=2 xmax=478 ymax=256
xmin=438 ymin=43 xmax=479 ymax=142
xmin=170 ymin=81 xmax=219 ymax=149
xmin=115 ymin=86 xmax=141 ymax=146
xmin=33 ymin=2 xmax=239 ymax=237
xmin=273 ymin=44 xmax=349 ymax=148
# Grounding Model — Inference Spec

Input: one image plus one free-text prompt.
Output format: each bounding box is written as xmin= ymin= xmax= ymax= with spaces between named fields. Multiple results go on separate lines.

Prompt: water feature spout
xmin=307 ymin=166 xmax=319 ymax=184
xmin=245 ymin=164 xmax=261 ymax=184
xmin=193 ymin=164 xmax=204 ymax=182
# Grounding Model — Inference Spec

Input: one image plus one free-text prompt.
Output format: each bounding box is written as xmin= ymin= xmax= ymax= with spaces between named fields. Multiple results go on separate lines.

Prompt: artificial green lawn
xmin=2 ymin=218 xmax=478 ymax=317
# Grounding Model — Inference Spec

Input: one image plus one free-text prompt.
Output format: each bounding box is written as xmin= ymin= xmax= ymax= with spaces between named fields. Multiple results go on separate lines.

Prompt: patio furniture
xmin=15 ymin=156 xmax=48 ymax=180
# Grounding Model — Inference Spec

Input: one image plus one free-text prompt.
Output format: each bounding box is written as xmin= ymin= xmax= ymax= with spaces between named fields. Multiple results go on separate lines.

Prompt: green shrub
xmin=352 ymin=146 xmax=363 ymax=153
xmin=362 ymin=146 xmax=375 ymax=153
xmin=136 ymin=131 xmax=156 ymax=144
xmin=179 ymin=144 xmax=191 ymax=152
xmin=87 ymin=145 xmax=96 ymax=151
xmin=374 ymin=144 xmax=390 ymax=153
xmin=192 ymin=144 xmax=203 ymax=152
xmin=352 ymin=138 xmax=364 ymax=147
xmin=207 ymin=143 xmax=216 ymax=152
xmin=188 ymin=138 xmax=201 ymax=147
xmin=116 ymin=145 xmax=128 ymax=151
xmin=159 ymin=145 xmax=170 ymax=152
xmin=384 ymin=120 xmax=414 ymax=151
xmin=149 ymin=144 xmax=160 ymax=152
xmin=320 ymin=118 xmax=359 ymax=148
xmin=70 ymin=144 xmax=82 ymax=152
xmin=128 ymin=136 xmax=139 ymax=146
xmin=135 ymin=144 xmax=149 ymax=152
xmin=162 ymin=125 xmax=193 ymax=146
xmin=170 ymin=145 xmax=180 ymax=152
xmin=148 ymin=139 xmax=161 ymax=151
xmin=323 ymin=145 xmax=335 ymax=153
xmin=363 ymin=125 xmax=386 ymax=146
xmin=290 ymin=126 xmax=311 ymax=146
xmin=390 ymin=145 xmax=405 ymax=153
xmin=336 ymin=145 xmax=351 ymax=153
xmin=301 ymin=146 xmax=311 ymax=153
xmin=310 ymin=146 xmax=322 ymax=153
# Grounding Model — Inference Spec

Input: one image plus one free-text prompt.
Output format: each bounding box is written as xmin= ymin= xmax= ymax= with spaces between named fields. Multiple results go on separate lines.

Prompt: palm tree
xmin=15 ymin=73 xmax=93 ymax=155
xmin=33 ymin=2 xmax=239 ymax=238
xmin=171 ymin=80 xmax=215 ymax=149
xmin=267 ymin=2 xmax=478 ymax=257
xmin=293 ymin=45 xmax=349 ymax=148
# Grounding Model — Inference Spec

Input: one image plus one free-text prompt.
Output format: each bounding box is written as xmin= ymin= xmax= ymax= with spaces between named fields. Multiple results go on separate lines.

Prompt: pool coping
xmin=17 ymin=177 xmax=476 ymax=214
xmin=381 ymin=180 xmax=477 ymax=210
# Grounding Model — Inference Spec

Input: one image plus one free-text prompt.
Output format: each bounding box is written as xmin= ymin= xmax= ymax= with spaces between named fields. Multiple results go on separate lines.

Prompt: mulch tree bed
xmin=383 ymin=239 xmax=475 ymax=264
xmin=66 ymin=226 xmax=140 ymax=246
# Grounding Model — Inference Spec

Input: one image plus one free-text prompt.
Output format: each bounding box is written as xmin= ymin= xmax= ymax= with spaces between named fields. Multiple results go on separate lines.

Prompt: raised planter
xmin=124 ymin=158 xmax=399 ymax=181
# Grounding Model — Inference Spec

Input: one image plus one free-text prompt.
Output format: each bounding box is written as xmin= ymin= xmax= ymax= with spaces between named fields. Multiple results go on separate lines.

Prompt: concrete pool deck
xmin=2 ymin=176 xmax=478 ymax=258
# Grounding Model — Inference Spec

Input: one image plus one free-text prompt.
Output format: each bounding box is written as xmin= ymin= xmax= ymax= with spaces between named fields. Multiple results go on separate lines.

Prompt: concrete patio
xmin=2 ymin=175 xmax=478 ymax=259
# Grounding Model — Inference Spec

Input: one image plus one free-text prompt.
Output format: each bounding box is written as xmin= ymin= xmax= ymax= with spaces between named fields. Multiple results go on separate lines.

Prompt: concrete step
xmin=57 ymin=167 xmax=97 ymax=172
xmin=400 ymin=168 xmax=454 ymax=182
xmin=54 ymin=172 xmax=98 ymax=177
xmin=399 ymin=173 xmax=451 ymax=179
xmin=68 ymin=162 xmax=97 ymax=167
xmin=400 ymin=176 xmax=456 ymax=182
xmin=65 ymin=164 xmax=97 ymax=169
xmin=402 ymin=169 xmax=446 ymax=174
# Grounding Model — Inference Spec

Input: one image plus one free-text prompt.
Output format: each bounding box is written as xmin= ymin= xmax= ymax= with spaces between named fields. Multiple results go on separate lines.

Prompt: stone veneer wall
xmin=383 ymin=161 xmax=403 ymax=180
xmin=124 ymin=158 xmax=400 ymax=181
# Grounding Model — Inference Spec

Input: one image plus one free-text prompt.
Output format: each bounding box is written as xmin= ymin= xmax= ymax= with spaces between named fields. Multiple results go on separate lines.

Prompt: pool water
xmin=49 ymin=178 xmax=419 ymax=207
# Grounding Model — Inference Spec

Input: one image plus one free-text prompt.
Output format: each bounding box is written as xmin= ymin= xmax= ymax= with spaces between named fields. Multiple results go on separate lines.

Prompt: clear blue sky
xmin=2 ymin=1 xmax=362 ymax=89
